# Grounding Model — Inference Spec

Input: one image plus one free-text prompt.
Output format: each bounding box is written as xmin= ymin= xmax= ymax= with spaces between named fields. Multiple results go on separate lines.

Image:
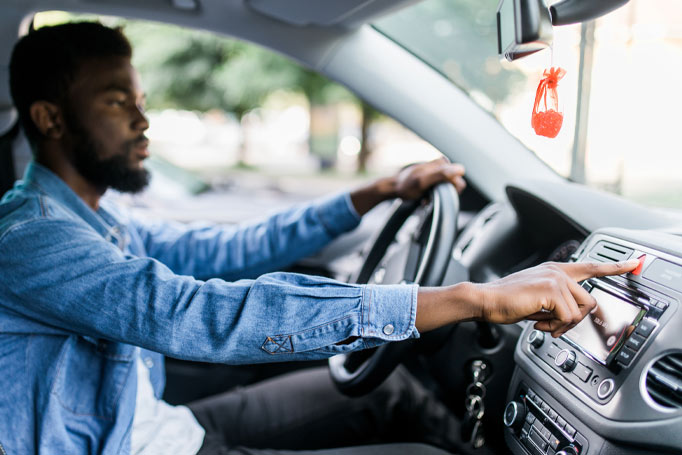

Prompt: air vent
xmin=645 ymin=353 xmax=682 ymax=409
xmin=588 ymin=240 xmax=634 ymax=263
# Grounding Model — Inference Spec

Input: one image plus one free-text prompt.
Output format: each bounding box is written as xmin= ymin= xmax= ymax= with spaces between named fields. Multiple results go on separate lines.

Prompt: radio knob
xmin=503 ymin=401 xmax=526 ymax=430
xmin=556 ymin=445 xmax=579 ymax=455
xmin=555 ymin=349 xmax=577 ymax=372
xmin=527 ymin=329 xmax=545 ymax=348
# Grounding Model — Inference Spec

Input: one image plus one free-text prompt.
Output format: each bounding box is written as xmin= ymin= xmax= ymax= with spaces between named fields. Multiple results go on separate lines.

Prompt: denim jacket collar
xmin=23 ymin=161 xmax=126 ymax=248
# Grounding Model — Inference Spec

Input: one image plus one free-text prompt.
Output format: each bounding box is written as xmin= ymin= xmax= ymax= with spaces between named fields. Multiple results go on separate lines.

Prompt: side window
xmin=33 ymin=12 xmax=442 ymax=223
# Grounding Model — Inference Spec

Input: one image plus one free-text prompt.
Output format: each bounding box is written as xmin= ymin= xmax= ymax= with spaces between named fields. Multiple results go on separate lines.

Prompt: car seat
xmin=0 ymin=65 xmax=31 ymax=197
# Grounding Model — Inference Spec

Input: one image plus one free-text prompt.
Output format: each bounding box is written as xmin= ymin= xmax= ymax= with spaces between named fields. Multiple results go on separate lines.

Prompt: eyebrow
xmin=100 ymin=83 xmax=132 ymax=94
xmin=99 ymin=84 xmax=147 ymax=101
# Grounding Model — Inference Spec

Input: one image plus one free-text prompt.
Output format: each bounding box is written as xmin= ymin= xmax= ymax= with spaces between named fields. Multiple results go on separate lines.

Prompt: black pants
xmin=187 ymin=366 xmax=462 ymax=455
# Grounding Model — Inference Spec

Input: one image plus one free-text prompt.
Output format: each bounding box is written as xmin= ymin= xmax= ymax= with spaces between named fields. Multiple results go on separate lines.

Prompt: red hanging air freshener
xmin=531 ymin=67 xmax=566 ymax=138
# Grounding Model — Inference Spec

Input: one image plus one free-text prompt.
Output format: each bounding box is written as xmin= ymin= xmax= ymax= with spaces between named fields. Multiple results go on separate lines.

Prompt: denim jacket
xmin=0 ymin=162 xmax=418 ymax=455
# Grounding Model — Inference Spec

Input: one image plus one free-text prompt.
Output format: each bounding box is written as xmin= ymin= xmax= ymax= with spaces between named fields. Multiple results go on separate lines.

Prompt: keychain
xmin=461 ymin=360 xmax=490 ymax=449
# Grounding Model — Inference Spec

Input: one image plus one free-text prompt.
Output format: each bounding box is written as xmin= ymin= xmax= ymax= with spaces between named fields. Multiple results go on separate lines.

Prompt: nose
xmin=132 ymin=103 xmax=149 ymax=132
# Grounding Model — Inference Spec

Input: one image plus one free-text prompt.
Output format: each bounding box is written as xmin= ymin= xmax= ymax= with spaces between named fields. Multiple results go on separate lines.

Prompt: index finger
xmin=557 ymin=259 xmax=640 ymax=282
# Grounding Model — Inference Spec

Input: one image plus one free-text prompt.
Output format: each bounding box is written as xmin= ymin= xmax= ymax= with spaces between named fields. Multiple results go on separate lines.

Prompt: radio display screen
xmin=564 ymin=287 xmax=643 ymax=363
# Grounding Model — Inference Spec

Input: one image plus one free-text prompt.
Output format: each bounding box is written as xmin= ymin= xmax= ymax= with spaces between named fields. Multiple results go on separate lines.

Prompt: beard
xmin=64 ymin=110 xmax=150 ymax=194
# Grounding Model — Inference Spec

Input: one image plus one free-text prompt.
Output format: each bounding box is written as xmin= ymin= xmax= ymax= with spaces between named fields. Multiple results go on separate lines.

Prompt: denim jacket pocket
xmin=52 ymin=337 xmax=134 ymax=420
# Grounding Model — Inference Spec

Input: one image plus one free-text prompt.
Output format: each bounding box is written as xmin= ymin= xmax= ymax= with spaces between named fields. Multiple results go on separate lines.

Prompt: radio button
xmin=529 ymin=428 xmax=549 ymax=451
xmin=631 ymin=254 xmax=646 ymax=276
xmin=572 ymin=362 xmax=592 ymax=382
xmin=616 ymin=347 xmax=636 ymax=366
xmin=557 ymin=444 xmax=579 ymax=455
xmin=563 ymin=423 xmax=577 ymax=438
xmin=556 ymin=415 xmax=567 ymax=430
xmin=652 ymin=299 xmax=668 ymax=310
xmin=574 ymin=433 xmax=589 ymax=452
xmin=625 ymin=333 xmax=645 ymax=351
xmin=635 ymin=319 xmax=656 ymax=337
xmin=504 ymin=401 xmax=526 ymax=429
xmin=522 ymin=421 xmax=531 ymax=435
xmin=548 ymin=408 xmax=558 ymax=421
xmin=555 ymin=349 xmax=577 ymax=372
xmin=527 ymin=330 xmax=545 ymax=348
xmin=597 ymin=378 xmax=615 ymax=399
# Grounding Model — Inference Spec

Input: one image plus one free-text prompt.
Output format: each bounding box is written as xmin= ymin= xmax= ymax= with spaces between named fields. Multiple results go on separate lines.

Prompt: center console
xmin=503 ymin=228 xmax=682 ymax=454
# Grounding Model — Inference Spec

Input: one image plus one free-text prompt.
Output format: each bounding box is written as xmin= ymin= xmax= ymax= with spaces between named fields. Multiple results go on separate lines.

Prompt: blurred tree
xmin=125 ymin=21 xmax=378 ymax=171
xmin=375 ymin=0 xmax=525 ymax=104
xmin=295 ymin=70 xmax=353 ymax=169
xmin=125 ymin=22 xmax=302 ymax=165
xmin=357 ymin=101 xmax=382 ymax=173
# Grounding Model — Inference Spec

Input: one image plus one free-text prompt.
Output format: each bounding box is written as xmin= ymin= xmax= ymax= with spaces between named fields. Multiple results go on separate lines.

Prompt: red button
xmin=632 ymin=254 xmax=646 ymax=276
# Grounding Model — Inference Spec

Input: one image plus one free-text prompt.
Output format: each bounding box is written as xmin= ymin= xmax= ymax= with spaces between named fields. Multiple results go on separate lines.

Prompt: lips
xmin=132 ymin=137 xmax=150 ymax=160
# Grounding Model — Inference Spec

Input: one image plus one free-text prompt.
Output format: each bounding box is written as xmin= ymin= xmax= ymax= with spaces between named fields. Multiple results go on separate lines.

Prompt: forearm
xmin=415 ymin=260 xmax=640 ymax=338
xmin=415 ymin=283 xmax=483 ymax=332
xmin=131 ymin=192 xmax=361 ymax=279
xmin=349 ymin=176 xmax=397 ymax=216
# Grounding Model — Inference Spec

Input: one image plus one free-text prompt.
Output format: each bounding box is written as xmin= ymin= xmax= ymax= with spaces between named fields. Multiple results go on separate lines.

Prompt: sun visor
xmin=0 ymin=66 xmax=17 ymax=136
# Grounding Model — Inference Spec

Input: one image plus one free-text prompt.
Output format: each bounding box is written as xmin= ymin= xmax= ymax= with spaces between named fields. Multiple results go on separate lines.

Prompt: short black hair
xmin=9 ymin=22 xmax=132 ymax=148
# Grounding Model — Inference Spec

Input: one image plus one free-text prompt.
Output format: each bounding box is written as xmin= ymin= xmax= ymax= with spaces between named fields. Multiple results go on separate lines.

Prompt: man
xmin=0 ymin=22 xmax=637 ymax=455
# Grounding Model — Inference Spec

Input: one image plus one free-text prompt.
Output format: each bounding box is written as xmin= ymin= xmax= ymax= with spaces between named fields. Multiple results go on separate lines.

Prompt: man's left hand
xmin=393 ymin=157 xmax=466 ymax=200
xmin=350 ymin=157 xmax=466 ymax=216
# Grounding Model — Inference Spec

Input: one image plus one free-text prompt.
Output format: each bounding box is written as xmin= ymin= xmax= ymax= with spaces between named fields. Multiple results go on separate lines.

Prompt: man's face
xmin=63 ymin=56 xmax=150 ymax=193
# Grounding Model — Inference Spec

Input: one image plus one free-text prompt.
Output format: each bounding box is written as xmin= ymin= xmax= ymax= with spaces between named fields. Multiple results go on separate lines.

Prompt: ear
xmin=29 ymin=101 xmax=64 ymax=140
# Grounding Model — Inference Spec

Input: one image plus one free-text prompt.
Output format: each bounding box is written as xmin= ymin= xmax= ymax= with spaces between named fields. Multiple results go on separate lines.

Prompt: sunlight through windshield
xmin=375 ymin=0 xmax=682 ymax=211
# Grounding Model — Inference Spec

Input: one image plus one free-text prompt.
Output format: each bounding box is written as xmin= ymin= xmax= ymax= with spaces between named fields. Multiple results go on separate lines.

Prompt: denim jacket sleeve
xmin=0 ymin=216 xmax=419 ymax=363
xmin=127 ymin=192 xmax=362 ymax=280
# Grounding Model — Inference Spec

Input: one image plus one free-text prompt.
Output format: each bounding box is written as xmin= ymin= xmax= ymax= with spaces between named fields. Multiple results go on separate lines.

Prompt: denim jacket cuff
xmin=361 ymin=283 xmax=420 ymax=342
xmin=316 ymin=192 xmax=362 ymax=237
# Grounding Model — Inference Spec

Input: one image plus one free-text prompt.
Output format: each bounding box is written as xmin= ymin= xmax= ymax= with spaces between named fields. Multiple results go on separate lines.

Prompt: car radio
xmin=523 ymin=272 xmax=670 ymax=404
xmin=504 ymin=384 xmax=588 ymax=455
xmin=504 ymin=274 xmax=673 ymax=454
xmin=505 ymin=229 xmax=682 ymax=455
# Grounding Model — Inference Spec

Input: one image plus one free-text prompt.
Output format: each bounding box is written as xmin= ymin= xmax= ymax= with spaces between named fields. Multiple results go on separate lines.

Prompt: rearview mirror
xmin=496 ymin=0 xmax=553 ymax=62
xmin=497 ymin=0 xmax=632 ymax=62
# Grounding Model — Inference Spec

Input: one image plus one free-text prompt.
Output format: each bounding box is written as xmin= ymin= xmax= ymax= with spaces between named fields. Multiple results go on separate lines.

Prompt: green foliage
xmin=36 ymin=13 xmax=380 ymax=130
xmin=296 ymin=70 xmax=355 ymax=106
xmin=126 ymin=22 xmax=290 ymax=116
xmin=374 ymin=0 xmax=525 ymax=104
xmin=123 ymin=21 xmax=356 ymax=118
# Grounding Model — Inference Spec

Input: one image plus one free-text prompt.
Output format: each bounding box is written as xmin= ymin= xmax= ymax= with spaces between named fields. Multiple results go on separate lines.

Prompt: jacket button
xmin=383 ymin=324 xmax=395 ymax=335
xmin=144 ymin=357 xmax=154 ymax=368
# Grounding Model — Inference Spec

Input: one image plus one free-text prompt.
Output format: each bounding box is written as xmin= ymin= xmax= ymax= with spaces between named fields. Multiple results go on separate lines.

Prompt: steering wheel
xmin=329 ymin=182 xmax=460 ymax=396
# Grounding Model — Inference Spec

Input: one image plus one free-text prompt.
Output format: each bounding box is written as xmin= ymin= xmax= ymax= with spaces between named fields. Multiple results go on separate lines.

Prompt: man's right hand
xmin=416 ymin=259 xmax=640 ymax=338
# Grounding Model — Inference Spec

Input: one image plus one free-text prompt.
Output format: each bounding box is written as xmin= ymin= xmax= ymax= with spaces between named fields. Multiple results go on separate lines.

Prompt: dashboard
xmin=440 ymin=181 xmax=682 ymax=455
xmin=505 ymin=228 xmax=682 ymax=455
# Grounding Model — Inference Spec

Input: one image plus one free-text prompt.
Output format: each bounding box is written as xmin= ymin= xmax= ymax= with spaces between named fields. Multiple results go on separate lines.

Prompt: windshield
xmin=375 ymin=0 xmax=682 ymax=210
